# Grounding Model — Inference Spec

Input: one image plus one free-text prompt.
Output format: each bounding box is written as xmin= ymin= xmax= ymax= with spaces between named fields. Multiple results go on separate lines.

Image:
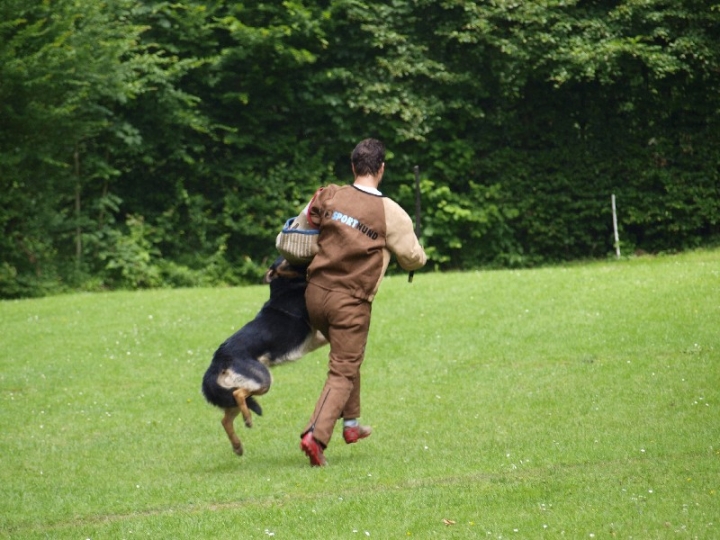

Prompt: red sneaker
xmin=343 ymin=425 xmax=372 ymax=444
xmin=300 ymin=432 xmax=327 ymax=467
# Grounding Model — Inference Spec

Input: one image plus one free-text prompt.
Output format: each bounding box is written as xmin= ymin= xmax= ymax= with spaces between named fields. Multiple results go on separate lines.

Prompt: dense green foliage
xmin=2 ymin=0 xmax=719 ymax=297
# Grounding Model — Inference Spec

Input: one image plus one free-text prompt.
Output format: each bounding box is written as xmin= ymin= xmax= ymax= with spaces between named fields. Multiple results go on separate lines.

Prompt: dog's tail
xmin=246 ymin=396 xmax=263 ymax=416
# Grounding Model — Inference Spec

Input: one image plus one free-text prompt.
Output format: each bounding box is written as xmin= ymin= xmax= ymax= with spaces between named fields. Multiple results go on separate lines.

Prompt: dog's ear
xmin=264 ymin=255 xmax=287 ymax=283
xmin=263 ymin=268 xmax=277 ymax=284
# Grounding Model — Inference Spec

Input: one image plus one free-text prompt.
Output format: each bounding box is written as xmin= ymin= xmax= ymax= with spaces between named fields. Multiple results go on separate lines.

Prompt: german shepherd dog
xmin=201 ymin=257 xmax=327 ymax=456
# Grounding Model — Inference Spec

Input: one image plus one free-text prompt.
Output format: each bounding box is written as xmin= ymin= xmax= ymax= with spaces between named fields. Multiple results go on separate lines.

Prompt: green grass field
xmin=1 ymin=250 xmax=718 ymax=539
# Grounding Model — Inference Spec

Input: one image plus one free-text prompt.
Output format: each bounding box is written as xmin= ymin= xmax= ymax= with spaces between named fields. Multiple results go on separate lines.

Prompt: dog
xmin=201 ymin=257 xmax=327 ymax=456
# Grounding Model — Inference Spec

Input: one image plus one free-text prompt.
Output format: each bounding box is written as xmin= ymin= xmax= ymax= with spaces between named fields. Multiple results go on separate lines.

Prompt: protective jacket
xmin=306 ymin=184 xmax=426 ymax=301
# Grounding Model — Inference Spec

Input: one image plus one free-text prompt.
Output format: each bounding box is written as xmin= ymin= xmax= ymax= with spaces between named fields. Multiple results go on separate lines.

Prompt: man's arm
xmin=384 ymin=199 xmax=427 ymax=271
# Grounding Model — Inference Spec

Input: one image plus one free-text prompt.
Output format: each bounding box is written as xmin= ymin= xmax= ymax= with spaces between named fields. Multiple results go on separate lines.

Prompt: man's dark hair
xmin=351 ymin=138 xmax=385 ymax=176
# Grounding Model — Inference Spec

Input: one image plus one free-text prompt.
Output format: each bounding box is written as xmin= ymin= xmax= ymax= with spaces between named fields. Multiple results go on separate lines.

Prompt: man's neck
xmin=353 ymin=174 xmax=381 ymax=190
xmin=353 ymin=183 xmax=382 ymax=196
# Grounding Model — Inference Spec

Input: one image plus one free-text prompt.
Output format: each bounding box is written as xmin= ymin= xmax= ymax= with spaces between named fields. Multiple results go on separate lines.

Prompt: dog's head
xmin=263 ymin=257 xmax=307 ymax=291
xmin=262 ymin=257 xmax=309 ymax=317
xmin=263 ymin=256 xmax=308 ymax=285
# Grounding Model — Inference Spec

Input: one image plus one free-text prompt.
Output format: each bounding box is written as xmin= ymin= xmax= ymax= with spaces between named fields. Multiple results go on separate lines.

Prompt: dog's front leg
xmin=221 ymin=408 xmax=244 ymax=456
xmin=232 ymin=388 xmax=254 ymax=428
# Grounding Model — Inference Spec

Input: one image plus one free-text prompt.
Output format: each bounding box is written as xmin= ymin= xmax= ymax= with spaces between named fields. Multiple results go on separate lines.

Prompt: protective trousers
xmin=302 ymin=282 xmax=372 ymax=447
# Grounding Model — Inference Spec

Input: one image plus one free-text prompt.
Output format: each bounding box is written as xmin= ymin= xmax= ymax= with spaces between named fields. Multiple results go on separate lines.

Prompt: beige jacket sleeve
xmin=383 ymin=198 xmax=427 ymax=271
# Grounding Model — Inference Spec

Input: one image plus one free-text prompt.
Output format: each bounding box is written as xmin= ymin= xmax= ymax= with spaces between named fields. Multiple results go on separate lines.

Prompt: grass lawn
xmin=1 ymin=249 xmax=718 ymax=539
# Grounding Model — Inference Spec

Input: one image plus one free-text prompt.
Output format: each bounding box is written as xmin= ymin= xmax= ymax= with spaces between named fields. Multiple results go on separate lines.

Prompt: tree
xmin=2 ymin=0 xmax=719 ymax=298
xmin=0 ymin=0 xmax=165 ymax=295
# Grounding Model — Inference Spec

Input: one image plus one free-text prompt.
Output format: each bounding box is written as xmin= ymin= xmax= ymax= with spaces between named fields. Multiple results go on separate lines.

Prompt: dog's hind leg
xmin=232 ymin=387 xmax=254 ymax=428
xmin=308 ymin=330 xmax=328 ymax=352
xmin=221 ymin=407 xmax=244 ymax=456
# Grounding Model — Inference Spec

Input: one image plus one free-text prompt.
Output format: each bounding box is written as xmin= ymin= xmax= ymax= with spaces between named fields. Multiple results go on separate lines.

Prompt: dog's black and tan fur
xmin=201 ymin=258 xmax=326 ymax=456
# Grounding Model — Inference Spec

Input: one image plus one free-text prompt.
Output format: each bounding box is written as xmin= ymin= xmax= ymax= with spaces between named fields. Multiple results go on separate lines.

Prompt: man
xmin=299 ymin=138 xmax=427 ymax=466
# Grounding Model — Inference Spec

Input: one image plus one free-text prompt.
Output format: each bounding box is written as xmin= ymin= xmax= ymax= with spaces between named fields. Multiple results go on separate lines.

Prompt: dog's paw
xmin=244 ymin=418 xmax=253 ymax=429
xmin=232 ymin=441 xmax=244 ymax=456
